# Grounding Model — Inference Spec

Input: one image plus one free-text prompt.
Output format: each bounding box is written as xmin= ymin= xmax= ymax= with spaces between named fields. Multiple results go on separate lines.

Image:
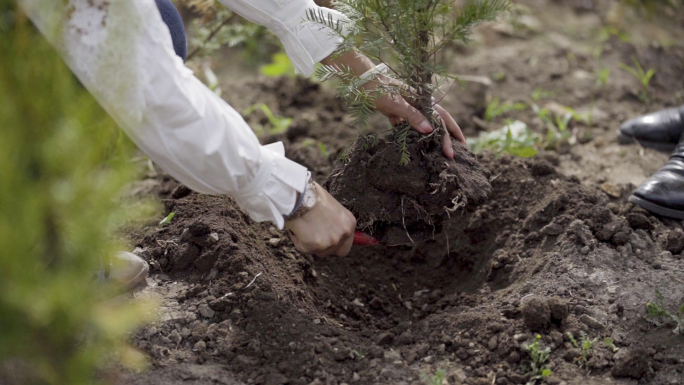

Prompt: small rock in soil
xmin=198 ymin=303 xmax=215 ymax=319
xmin=626 ymin=213 xmax=651 ymax=230
xmin=376 ymin=332 xmax=393 ymax=346
xmin=547 ymin=297 xmax=568 ymax=324
xmin=193 ymin=340 xmax=206 ymax=351
xmin=612 ymin=348 xmax=650 ymax=379
xmin=451 ymin=368 xmax=467 ymax=384
xmin=530 ymin=159 xmax=556 ymax=176
xmin=579 ymin=314 xmax=605 ymax=330
xmin=171 ymin=184 xmax=192 ymax=199
xmin=383 ymin=349 xmax=402 ymax=362
xmin=600 ymin=183 xmax=622 ymax=198
xmin=665 ymin=229 xmax=684 ymax=254
xmin=506 ymin=351 xmax=520 ymax=364
xmin=522 ymin=297 xmax=551 ymax=332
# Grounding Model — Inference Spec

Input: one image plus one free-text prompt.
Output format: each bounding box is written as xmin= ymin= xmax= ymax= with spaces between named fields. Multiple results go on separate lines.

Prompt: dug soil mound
xmin=120 ymin=5 xmax=684 ymax=381
xmin=326 ymin=132 xmax=491 ymax=245
xmin=123 ymin=153 xmax=684 ymax=385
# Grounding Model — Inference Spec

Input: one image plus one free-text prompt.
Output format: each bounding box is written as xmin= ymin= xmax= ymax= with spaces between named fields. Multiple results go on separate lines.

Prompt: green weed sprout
xmin=531 ymin=104 xmax=575 ymax=149
xmin=596 ymin=68 xmax=611 ymax=87
xmin=299 ymin=138 xmax=331 ymax=158
xmin=159 ymin=212 xmax=176 ymax=226
xmin=523 ymin=334 xmax=553 ymax=385
xmin=567 ymin=331 xmax=598 ymax=368
xmin=421 ymin=369 xmax=447 ymax=385
xmin=243 ymin=103 xmax=293 ymax=136
xmin=620 ymin=57 xmax=656 ymax=103
xmin=468 ymin=120 xmax=539 ymax=158
xmin=645 ymin=289 xmax=684 ymax=334
xmin=485 ymin=98 xmax=528 ymax=122
xmin=603 ymin=337 xmax=619 ymax=353
xmin=531 ymin=88 xmax=556 ymax=102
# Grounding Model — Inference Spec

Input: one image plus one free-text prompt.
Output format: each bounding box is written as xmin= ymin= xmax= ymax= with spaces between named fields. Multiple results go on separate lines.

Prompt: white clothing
xmin=19 ymin=0 xmax=346 ymax=229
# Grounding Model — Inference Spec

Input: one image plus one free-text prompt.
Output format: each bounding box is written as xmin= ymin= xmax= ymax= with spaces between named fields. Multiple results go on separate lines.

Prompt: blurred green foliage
xmin=260 ymin=52 xmax=296 ymax=78
xmin=468 ymin=121 xmax=540 ymax=158
xmin=484 ymin=98 xmax=527 ymax=122
xmin=243 ymin=103 xmax=293 ymax=136
xmin=622 ymin=0 xmax=682 ymax=12
xmin=185 ymin=5 xmax=281 ymax=66
xmin=0 ymin=3 xmax=153 ymax=384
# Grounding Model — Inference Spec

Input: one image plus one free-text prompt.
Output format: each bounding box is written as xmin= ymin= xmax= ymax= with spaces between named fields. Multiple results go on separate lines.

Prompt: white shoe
xmin=96 ymin=252 xmax=149 ymax=292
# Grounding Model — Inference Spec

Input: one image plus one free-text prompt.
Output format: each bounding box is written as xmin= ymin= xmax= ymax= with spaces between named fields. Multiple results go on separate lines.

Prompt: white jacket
xmin=19 ymin=0 xmax=347 ymax=229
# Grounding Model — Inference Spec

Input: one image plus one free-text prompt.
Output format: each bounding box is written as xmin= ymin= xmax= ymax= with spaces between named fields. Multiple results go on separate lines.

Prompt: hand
xmin=321 ymin=52 xmax=465 ymax=159
xmin=372 ymin=91 xmax=466 ymax=159
xmin=285 ymin=182 xmax=356 ymax=257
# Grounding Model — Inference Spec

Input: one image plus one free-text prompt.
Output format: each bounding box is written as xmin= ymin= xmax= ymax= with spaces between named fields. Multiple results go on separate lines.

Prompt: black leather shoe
xmin=629 ymin=136 xmax=684 ymax=219
xmin=618 ymin=106 xmax=684 ymax=152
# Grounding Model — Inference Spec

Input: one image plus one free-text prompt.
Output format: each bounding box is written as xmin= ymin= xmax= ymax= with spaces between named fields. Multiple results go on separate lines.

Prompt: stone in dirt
xmin=522 ymin=297 xmax=551 ymax=332
xmin=665 ymin=229 xmax=684 ymax=254
xmin=547 ymin=297 xmax=568 ymax=325
xmin=612 ymin=348 xmax=650 ymax=379
xmin=326 ymin=131 xmax=491 ymax=243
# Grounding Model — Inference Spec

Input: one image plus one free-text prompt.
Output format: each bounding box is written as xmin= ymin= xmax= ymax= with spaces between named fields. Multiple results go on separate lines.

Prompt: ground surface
xmin=116 ymin=1 xmax=684 ymax=384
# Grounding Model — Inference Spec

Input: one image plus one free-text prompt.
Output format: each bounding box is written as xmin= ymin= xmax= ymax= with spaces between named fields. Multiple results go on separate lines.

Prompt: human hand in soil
xmin=285 ymin=182 xmax=356 ymax=257
xmin=375 ymin=96 xmax=466 ymax=159
xmin=321 ymin=52 xmax=465 ymax=159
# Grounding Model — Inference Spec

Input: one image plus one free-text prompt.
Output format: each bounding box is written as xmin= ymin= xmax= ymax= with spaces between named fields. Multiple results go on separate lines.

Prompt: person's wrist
xmin=284 ymin=172 xmax=317 ymax=221
xmin=322 ymin=51 xmax=375 ymax=77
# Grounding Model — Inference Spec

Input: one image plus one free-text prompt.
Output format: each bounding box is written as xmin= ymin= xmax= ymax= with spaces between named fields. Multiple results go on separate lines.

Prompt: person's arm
xmin=19 ymin=0 xmax=355 ymax=256
xmin=218 ymin=0 xmax=465 ymax=158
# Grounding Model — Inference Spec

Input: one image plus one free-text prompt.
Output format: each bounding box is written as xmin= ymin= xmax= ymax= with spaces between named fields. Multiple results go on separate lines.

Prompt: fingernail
xmin=419 ymin=122 xmax=433 ymax=133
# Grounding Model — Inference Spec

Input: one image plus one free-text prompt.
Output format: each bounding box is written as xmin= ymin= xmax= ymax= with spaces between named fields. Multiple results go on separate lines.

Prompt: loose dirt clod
xmin=548 ymin=297 xmax=569 ymax=325
xmin=326 ymin=132 xmax=491 ymax=243
xmin=522 ymin=297 xmax=551 ymax=332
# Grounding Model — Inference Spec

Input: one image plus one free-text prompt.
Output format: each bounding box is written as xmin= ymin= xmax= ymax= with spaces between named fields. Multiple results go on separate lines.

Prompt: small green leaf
xmin=260 ymin=52 xmax=295 ymax=78
xmin=317 ymin=142 xmax=329 ymax=158
xmin=159 ymin=212 xmax=175 ymax=226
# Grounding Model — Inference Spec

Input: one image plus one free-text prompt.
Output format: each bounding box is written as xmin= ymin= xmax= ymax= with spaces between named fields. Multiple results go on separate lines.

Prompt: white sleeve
xmin=217 ymin=0 xmax=349 ymax=77
xmin=19 ymin=0 xmax=307 ymax=229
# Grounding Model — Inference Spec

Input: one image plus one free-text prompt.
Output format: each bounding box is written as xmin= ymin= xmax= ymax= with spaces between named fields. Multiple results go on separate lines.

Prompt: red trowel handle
xmin=353 ymin=231 xmax=379 ymax=246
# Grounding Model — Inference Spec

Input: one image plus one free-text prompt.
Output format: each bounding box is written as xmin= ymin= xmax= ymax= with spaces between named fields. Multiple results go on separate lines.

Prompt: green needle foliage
xmin=0 ymin=3 xmax=153 ymax=384
xmin=309 ymin=0 xmax=510 ymax=159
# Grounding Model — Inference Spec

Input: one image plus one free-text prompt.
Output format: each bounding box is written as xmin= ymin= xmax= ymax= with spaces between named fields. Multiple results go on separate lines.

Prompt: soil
xmin=326 ymin=135 xmax=491 ymax=244
xmin=113 ymin=1 xmax=684 ymax=385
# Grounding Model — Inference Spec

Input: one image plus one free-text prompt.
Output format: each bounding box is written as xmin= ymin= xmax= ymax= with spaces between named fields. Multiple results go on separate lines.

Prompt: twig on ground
xmin=221 ymin=272 xmax=263 ymax=298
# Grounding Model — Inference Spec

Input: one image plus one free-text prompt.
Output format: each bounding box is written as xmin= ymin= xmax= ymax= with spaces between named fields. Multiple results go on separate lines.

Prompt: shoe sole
xmin=617 ymin=131 xmax=677 ymax=152
xmin=628 ymin=195 xmax=684 ymax=220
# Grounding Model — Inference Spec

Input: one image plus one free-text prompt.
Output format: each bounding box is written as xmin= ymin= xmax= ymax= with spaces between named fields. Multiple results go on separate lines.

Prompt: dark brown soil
xmin=119 ymin=152 xmax=684 ymax=385
xmin=325 ymin=133 xmax=491 ymax=244
xmin=115 ymin=1 xmax=684 ymax=384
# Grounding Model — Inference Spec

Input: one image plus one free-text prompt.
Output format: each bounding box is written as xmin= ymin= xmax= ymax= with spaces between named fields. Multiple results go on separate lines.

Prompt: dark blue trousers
xmin=155 ymin=0 xmax=187 ymax=62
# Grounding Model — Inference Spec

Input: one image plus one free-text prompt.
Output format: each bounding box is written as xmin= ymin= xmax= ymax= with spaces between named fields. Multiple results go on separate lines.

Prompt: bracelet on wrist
xmin=284 ymin=171 xmax=314 ymax=221
xmin=354 ymin=63 xmax=389 ymax=89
